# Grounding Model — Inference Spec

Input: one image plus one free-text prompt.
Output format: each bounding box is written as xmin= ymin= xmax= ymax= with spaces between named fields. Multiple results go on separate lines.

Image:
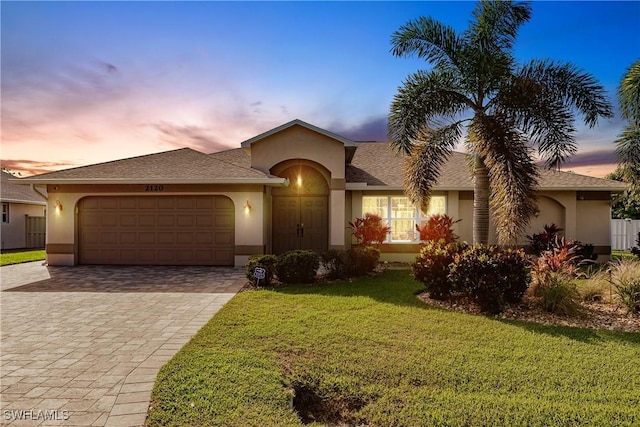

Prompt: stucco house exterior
xmin=1 ymin=171 xmax=47 ymax=250
xmin=16 ymin=119 xmax=626 ymax=266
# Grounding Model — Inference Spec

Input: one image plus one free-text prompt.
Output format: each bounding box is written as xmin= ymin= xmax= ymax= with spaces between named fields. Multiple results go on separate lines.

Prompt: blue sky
xmin=1 ymin=1 xmax=639 ymax=177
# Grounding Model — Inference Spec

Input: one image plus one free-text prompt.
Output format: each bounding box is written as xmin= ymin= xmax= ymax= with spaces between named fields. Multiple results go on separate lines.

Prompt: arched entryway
xmin=271 ymin=162 xmax=329 ymax=254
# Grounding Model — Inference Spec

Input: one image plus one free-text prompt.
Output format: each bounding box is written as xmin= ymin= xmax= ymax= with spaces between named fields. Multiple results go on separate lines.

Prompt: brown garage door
xmin=78 ymin=196 xmax=234 ymax=265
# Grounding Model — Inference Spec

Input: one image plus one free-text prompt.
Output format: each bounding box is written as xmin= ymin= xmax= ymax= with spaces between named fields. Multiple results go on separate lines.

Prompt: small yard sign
xmin=253 ymin=267 xmax=266 ymax=283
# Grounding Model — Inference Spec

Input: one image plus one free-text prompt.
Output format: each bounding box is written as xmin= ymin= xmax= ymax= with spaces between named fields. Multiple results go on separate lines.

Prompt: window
xmin=2 ymin=203 xmax=9 ymax=223
xmin=362 ymin=195 xmax=446 ymax=242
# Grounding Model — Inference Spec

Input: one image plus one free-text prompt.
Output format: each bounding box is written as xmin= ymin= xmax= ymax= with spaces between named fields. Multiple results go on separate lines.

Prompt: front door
xmin=272 ymin=196 xmax=328 ymax=254
xmin=271 ymin=162 xmax=330 ymax=255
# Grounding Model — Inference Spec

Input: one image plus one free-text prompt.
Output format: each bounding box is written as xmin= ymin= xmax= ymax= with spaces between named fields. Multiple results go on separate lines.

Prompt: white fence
xmin=611 ymin=219 xmax=640 ymax=250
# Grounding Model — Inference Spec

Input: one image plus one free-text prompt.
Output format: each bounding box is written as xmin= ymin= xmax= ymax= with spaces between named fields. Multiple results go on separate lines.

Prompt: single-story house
xmin=15 ymin=119 xmax=626 ymax=266
xmin=1 ymin=171 xmax=48 ymax=250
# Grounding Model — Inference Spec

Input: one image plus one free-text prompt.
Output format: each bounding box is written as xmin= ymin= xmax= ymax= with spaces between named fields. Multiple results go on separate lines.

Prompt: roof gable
xmin=240 ymin=119 xmax=358 ymax=150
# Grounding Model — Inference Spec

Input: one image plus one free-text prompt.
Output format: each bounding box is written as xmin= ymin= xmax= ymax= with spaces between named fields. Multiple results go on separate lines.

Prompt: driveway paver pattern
xmin=1 ymin=262 xmax=245 ymax=426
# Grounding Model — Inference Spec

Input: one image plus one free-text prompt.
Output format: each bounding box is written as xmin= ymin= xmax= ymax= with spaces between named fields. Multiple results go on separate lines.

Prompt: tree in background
xmin=388 ymin=0 xmax=612 ymax=245
xmin=606 ymin=167 xmax=640 ymax=220
xmin=615 ymin=59 xmax=640 ymax=191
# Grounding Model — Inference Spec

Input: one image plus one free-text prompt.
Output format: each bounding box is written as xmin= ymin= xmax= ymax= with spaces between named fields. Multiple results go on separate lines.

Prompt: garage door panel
xmin=215 ymin=197 xmax=234 ymax=210
xmin=138 ymin=198 xmax=156 ymax=209
xmin=101 ymin=216 xmax=118 ymax=227
xmin=196 ymin=215 xmax=213 ymax=227
xmin=100 ymin=232 xmax=118 ymax=244
xmin=177 ymin=215 xmax=194 ymax=227
xmin=196 ymin=232 xmax=214 ymax=244
xmin=196 ymin=198 xmax=215 ymax=209
xmin=157 ymin=199 xmax=176 ymax=209
xmin=176 ymin=232 xmax=194 ymax=244
xmin=215 ymin=214 xmax=233 ymax=227
xmin=79 ymin=196 xmax=234 ymax=265
xmin=157 ymin=215 xmax=174 ymax=227
xmin=119 ymin=215 xmax=137 ymax=227
xmin=119 ymin=199 xmax=137 ymax=209
xmin=139 ymin=215 xmax=155 ymax=227
xmin=215 ymin=231 xmax=234 ymax=245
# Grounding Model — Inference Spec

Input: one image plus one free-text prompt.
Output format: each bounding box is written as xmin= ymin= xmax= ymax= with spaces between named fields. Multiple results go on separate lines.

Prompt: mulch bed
xmin=418 ymin=293 xmax=640 ymax=333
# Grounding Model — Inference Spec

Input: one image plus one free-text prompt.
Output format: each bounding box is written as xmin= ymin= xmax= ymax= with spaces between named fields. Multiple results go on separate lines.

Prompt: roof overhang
xmin=345 ymin=183 xmax=626 ymax=192
xmin=12 ymin=178 xmax=288 ymax=186
xmin=0 ymin=198 xmax=47 ymax=206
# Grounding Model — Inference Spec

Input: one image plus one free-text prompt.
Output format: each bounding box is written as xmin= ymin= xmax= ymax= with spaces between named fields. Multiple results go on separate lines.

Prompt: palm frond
xmin=518 ymin=59 xmax=613 ymax=127
xmin=403 ymin=123 xmax=462 ymax=208
xmin=388 ymin=69 xmax=469 ymax=155
xmin=468 ymin=0 xmax=532 ymax=53
xmin=390 ymin=16 xmax=462 ymax=71
xmin=471 ymin=114 xmax=539 ymax=244
xmin=615 ymin=124 xmax=640 ymax=190
xmin=618 ymin=59 xmax=640 ymax=123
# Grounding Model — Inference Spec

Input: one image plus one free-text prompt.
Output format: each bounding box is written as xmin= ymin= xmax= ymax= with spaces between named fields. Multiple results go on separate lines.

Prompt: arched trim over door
xmin=271 ymin=161 xmax=329 ymax=254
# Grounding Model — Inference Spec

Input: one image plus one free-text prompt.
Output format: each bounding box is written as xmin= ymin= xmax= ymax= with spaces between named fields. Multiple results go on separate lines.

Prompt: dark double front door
xmin=272 ymin=196 xmax=328 ymax=255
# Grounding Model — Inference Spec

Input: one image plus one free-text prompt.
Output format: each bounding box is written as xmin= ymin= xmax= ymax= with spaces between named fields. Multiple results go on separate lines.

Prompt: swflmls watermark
xmin=3 ymin=409 xmax=70 ymax=421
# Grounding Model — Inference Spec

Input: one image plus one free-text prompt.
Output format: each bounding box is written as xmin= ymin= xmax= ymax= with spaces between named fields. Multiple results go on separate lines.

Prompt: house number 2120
xmin=145 ymin=185 xmax=164 ymax=192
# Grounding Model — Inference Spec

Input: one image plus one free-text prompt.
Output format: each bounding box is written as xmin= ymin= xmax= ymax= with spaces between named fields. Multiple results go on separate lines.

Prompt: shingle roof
xmin=1 ymin=171 xmax=47 ymax=204
xmin=347 ymin=142 xmax=627 ymax=191
xmin=208 ymin=148 xmax=251 ymax=168
xmin=17 ymin=148 xmax=284 ymax=184
xmin=14 ymin=137 xmax=626 ymax=192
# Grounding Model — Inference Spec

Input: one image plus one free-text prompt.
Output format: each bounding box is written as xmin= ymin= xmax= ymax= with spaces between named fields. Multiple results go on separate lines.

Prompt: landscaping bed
xmin=419 ymin=292 xmax=640 ymax=333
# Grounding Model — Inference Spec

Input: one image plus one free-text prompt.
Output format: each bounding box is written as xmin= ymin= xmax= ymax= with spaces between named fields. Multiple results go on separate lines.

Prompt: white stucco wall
xmin=1 ymin=203 xmax=46 ymax=249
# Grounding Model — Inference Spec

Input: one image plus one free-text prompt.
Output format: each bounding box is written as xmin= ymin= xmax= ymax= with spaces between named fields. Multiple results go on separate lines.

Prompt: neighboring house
xmin=17 ymin=119 xmax=626 ymax=266
xmin=1 ymin=171 xmax=47 ymax=250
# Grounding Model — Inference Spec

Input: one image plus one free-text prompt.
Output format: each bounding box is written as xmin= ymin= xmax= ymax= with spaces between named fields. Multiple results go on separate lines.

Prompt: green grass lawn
xmin=0 ymin=249 xmax=45 ymax=266
xmin=147 ymin=270 xmax=640 ymax=427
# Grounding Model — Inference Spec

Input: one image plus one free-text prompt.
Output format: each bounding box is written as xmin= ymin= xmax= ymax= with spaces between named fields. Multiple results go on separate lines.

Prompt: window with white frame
xmin=362 ymin=195 xmax=446 ymax=242
xmin=2 ymin=203 xmax=9 ymax=223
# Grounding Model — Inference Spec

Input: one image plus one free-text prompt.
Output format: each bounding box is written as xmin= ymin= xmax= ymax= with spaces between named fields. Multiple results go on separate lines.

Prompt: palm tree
xmin=388 ymin=0 xmax=612 ymax=245
xmin=616 ymin=59 xmax=640 ymax=191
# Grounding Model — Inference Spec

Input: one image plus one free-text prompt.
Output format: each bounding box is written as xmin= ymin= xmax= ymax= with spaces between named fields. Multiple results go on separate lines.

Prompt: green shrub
xmin=245 ymin=254 xmax=278 ymax=286
xmin=495 ymin=248 xmax=531 ymax=303
xmin=321 ymin=249 xmax=349 ymax=280
xmin=449 ymin=245 xmax=530 ymax=314
xmin=321 ymin=247 xmax=380 ymax=279
xmin=412 ymin=242 xmax=461 ymax=300
xmin=347 ymin=246 xmax=380 ymax=276
xmin=538 ymin=274 xmax=582 ymax=316
xmin=276 ymin=250 xmax=319 ymax=284
xmin=610 ymin=259 xmax=640 ymax=314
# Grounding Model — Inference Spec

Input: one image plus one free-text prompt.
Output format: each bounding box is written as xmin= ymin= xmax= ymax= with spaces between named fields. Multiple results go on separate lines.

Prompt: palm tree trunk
xmin=473 ymin=155 xmax=490 ymax=245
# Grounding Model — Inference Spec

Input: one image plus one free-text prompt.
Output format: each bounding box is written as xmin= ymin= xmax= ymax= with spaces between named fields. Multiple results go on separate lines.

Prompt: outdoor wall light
xmin=55 ymin=200 xmax=63 ymax=214
xmin=297 ymin=175 xmax=303 ymax=187
xmin=244 ymin=200 xmax=252 ymax=215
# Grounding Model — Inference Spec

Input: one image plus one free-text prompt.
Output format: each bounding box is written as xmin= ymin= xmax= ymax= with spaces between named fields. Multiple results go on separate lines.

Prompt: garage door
xmin=78 ymin=196 xmax=234 ymax=265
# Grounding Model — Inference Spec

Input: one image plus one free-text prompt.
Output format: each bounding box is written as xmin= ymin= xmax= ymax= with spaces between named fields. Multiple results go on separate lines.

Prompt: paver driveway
xmin=1 ymin=262 xmax=245 ymax=426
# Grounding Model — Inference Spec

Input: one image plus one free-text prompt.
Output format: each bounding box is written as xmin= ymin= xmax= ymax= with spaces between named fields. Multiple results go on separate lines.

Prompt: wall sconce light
xmin=244 ymin=200 xmax=252 ymax=215
xmin=55 ymin=200 xmax=63 ymax=214
xmin=533 ymin=209 xmax=540 ymax=218
xmin=296 ymin=175 xmax=302 ymax=187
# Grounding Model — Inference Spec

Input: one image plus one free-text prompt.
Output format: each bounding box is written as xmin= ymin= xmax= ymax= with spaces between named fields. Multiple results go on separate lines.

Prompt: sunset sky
xmin=2 ymin=1 xmax=639 ymax=178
